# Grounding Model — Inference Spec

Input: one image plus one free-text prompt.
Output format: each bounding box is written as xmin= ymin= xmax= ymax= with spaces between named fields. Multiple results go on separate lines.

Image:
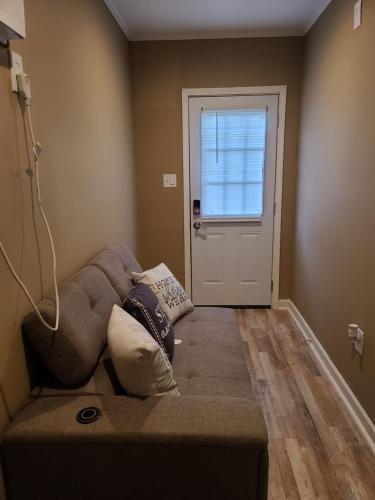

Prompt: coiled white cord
xmin=0 ymin=98 xmax=60 ymax=331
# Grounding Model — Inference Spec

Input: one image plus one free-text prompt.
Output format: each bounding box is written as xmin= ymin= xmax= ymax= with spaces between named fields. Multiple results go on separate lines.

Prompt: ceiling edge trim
xmin=304 ymin=0 xmax=332 ymax=34
xmin=103 ymin=0 xmax=332 ymax=42
xmin=104 ymin=0 xmax=133 ymax=40
xmin=129 ymin=30 xmax=305 ymax=42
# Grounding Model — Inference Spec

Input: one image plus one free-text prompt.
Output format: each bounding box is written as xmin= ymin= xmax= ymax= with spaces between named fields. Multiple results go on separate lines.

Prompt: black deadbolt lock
xmin=193 ymin=199 xmax=201 ymax=216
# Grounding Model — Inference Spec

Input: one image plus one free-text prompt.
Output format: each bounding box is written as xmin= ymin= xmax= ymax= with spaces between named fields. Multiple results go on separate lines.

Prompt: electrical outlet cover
xmin=10 ymin=50 xmax=23 ymax=92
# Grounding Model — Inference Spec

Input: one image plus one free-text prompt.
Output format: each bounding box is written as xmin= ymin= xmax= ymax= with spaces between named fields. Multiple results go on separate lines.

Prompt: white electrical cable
xmin=0 ymin=96 xmax=60 ymax=332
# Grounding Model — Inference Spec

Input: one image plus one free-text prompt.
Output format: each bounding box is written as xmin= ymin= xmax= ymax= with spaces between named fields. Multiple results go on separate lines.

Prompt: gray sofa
xmin=1 ymin=245 xmax=268 ymax=500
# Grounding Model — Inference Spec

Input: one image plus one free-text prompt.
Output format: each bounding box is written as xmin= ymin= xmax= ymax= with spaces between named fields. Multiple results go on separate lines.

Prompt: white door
xmin=189 ymin=94 xmax=278 ymax=306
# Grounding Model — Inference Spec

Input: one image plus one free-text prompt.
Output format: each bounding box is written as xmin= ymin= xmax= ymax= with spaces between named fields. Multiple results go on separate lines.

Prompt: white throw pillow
xmin=132 ymin=263 xmax=193 ymax=324
xmin=107 ymin=305 xmax=179 ymax=397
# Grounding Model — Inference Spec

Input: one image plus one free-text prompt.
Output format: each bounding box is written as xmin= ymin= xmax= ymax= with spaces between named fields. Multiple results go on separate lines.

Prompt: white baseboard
xmin=279 ymin=299 xmax=375 ymax=455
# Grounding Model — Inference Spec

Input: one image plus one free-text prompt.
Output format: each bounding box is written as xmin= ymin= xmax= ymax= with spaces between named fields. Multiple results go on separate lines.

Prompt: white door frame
xmin=182 ymin=86 xmax=287 ymax=309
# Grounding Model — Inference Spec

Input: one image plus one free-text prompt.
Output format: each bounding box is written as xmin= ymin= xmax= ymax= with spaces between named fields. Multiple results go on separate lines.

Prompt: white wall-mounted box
xmin=0 ymin=0 xmax=25 ymax=44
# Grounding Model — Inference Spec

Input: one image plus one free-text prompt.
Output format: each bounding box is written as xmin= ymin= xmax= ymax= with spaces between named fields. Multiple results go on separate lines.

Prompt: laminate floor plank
xmin=236 ymin=309 xmax=375 ymax=500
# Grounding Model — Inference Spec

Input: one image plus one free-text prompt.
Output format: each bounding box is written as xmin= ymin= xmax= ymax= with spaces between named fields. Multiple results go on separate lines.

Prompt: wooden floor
xmin=236 ymin=308 xmax=375 ymax=500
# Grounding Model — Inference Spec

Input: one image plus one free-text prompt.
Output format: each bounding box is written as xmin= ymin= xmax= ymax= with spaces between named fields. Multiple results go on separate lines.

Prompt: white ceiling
xmin=104 ymin=0 xmax=331 ymax=41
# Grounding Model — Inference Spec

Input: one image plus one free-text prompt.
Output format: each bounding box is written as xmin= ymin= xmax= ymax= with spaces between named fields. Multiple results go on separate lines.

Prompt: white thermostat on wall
xmin=0 ymin=0 xmax=25 ymax=45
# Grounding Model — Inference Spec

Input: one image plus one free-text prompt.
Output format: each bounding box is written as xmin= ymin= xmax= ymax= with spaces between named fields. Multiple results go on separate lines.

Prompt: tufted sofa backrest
xmin=88 ymin=244 xmax=142 ymax=302
xmin=22 ymin=245 xmax=142 ymax=388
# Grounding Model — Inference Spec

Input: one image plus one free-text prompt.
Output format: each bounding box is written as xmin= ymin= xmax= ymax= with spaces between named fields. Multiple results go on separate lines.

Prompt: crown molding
xmin=129 ymin=30 xmax=304 ymax=41
xmin=104 ymin=0 xmax=133 ymax=40
xmin=103 ymin=0 xmax=331 ymax=42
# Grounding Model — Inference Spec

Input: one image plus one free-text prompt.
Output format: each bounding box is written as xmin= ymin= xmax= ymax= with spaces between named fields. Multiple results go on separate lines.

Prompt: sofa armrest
xmin=2 ymin=395 xmax=268 ymax=500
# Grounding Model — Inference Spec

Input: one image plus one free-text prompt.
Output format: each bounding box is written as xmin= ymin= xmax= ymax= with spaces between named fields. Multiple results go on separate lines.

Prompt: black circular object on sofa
xmin=76 ymin=406 xmax=101 ymax=424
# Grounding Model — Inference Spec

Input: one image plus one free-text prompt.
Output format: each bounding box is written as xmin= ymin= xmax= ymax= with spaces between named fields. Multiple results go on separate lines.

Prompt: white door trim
xmin=182 ymin=86 xmax=287 ymax=309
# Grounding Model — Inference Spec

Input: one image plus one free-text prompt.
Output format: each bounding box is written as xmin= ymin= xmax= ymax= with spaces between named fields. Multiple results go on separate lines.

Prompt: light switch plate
xmin=163 ymin=174 xmax=177 ymax=188
xmin=354 ymin=0 xmax=362 ymax=30
xmin=9 ymin=50 xmax=23 ymax=92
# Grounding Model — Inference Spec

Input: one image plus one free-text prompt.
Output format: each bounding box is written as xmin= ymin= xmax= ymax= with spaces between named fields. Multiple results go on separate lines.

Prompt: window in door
xmin=200 ymin=108 xmax=267 ymax=219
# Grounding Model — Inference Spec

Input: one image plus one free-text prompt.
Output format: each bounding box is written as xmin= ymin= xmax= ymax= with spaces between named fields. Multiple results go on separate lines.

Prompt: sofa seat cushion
xmin=31 ymin=348 xmax=123 ymax=397
xmin=175 ymin=376 xmax=253 ymax=399
xmin=174 ymin=310 xmax=240 ymax=350
xmin=172 ymin=307 xmax=254 ymax=401
xmin=176 ymin=306 xmax=237 ymax=325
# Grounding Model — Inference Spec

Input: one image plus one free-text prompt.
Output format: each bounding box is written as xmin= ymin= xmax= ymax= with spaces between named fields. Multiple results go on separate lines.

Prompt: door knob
xmin=193 ymin=220 xmax=202 ymax=230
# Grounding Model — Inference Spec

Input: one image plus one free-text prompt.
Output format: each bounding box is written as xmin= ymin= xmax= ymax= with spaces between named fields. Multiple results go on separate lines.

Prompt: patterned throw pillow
xmin=107 ymin=305 xmax=179 ymax=397
xmin=123 ymin=283 xmax=174 ymax=361
xmin=132 ymin=264 xmax=194 ymax=324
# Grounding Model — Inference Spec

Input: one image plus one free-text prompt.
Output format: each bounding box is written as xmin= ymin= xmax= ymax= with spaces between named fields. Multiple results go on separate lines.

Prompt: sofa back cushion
xmin=89 ymin=245 xmax=142 ymax=302
xmin=22 ymin=265 xmax=121 ymax=387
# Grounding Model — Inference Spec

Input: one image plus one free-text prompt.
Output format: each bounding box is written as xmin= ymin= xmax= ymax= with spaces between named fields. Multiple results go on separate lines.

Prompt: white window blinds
xmin=200 ymin=108 xmax=267 ymax=219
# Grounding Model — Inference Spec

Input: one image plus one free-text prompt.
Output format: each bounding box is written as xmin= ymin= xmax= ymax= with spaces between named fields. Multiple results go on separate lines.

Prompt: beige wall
xmin=130 ymin=38 xmax=304 ymax=297
xmin=293 ymin=0 xmax=375 ymax=420
xmin=0 ymin=0 xmax=136 ymax=435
